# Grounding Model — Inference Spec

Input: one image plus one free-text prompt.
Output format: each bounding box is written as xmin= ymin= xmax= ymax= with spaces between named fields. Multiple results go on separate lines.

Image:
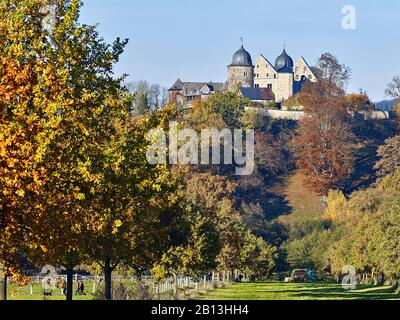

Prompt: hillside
xmin=274 ymin=172 xmax=325 ymax=224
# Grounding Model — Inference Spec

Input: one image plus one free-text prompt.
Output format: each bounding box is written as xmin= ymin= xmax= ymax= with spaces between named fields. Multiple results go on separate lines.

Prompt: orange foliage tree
xmin=346 ymin=91 xmax=375 ymax=112
xmin=295 ymin=80 xmax=355 ymax=196
xmin=0 ymin=40 xmax=65 ymax=302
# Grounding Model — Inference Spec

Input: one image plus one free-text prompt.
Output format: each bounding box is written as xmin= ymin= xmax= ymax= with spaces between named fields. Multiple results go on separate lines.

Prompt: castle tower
xmin=228 ymin=43 xmax=254 ymax=92
xmin=274 ymin=48 xmax=294 ymax=102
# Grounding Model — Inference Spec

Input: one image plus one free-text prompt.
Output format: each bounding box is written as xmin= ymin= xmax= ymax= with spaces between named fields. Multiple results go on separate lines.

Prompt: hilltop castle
xmin=169 ymin=43 xmax=317 ymax=107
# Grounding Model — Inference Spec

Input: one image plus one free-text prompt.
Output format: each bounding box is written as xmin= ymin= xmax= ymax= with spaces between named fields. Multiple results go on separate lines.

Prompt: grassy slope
xmin=269 ymin=172 xmax=324 ymax=225
xmin=199 ymin=282 xmax=400 ymax=300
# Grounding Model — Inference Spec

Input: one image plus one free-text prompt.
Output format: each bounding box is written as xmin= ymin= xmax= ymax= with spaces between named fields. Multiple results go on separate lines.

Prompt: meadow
xmin=198 ymin=282 xmax=400 ymax=300
xmin=7 ymin=281 xmax=400 ymax=300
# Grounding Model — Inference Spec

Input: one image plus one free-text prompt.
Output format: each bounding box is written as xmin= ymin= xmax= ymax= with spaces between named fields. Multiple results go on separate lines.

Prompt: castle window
xmin=255 ymin=84 xmax=259 ymax=88
xmin=274 ymin=74 xmax=276 ymax=79
xmin=267 ymin=73 xmax=269 ymax=77
xmin=296 ymin=75 xmax=300 ymax=80
xmin=308 ymin=75 xmax=312 ymax=80
xmin=244 ymin=72 xmax=247 ymax=76
xmin=304 ymin=67 xmax=307 ymax=73
xmin=267 ymin=84 xmax=272 ymax=89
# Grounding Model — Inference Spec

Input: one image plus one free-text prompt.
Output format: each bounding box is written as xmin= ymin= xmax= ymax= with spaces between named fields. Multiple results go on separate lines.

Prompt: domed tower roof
xmin=229 ymin=45 xmax=253 ymax=67
xmin=274 ymin=49 xmax=294 ymax=73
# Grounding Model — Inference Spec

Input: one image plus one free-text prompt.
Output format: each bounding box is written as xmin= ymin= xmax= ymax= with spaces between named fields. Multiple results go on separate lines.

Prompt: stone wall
xmin=228 ymin=65 xmax=254 ymax=92
xmin=254 ymin=55 xmax=278 ymax=92
xmin=245 ymin=107 xmax=395 ymax=121
xmin=276 ymin=72 xmax=293 ymax=102
xmin=294 ymin=57 xmax=317 ymax=82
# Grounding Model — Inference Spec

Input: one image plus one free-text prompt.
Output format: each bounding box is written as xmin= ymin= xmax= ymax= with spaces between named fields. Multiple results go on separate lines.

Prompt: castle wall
xmin=227 ymin=53 xmax=316 ymax=102
xmin=228 ymin=65 xmax=254 ymax=92
xmin=276 ymin=72 xmax=293 ymax=102
xmin=244 ymin=107 xmax=395 ymax=121
xmin=254 ymin=55 xmax=278 ymax=95
xmin=294 ymin=58 xmax=317 ymax=82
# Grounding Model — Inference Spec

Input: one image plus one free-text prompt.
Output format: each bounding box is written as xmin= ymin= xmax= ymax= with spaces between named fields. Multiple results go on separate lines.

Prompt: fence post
xmin=173 ymin=276 xmax=177 ymax=298
xmin=156 ymin=283 xmax=160 ymax=299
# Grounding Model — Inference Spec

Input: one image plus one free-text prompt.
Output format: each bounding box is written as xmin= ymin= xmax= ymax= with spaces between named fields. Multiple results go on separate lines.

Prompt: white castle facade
xmin=227 ymin=44 xmax=317 ymax=102
xmin=169 ymin=43 xmax=317 ymax=106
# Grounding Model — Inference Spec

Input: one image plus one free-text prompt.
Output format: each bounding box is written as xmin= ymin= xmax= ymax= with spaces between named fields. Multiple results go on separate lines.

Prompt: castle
xmin=168 ymin=43 xmax=317 ymax=107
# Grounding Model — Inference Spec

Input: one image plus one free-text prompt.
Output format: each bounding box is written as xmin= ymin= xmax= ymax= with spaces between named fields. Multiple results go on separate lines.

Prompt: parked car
xmin=286 ymin=269 xmax=317 ymax=282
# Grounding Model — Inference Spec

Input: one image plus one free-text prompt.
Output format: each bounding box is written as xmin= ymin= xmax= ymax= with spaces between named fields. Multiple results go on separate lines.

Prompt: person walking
xmin=75 ymin=280 xmax=80 ymax=295
xmin=80 ymin=280 xmax=85 ymax=295
xmin=61 ymin=279 xmax=67 ymax=296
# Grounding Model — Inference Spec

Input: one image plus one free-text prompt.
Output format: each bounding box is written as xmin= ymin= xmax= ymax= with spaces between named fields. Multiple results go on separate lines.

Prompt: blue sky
xmin=79 ymin=0 xmax=400 ymax=101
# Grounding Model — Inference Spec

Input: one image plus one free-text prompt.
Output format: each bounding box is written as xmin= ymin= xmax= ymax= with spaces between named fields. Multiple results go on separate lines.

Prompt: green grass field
xmin=7 ymin=281 xmax=95 ymax=300
xmin=7 ymin=281 xmax=400 ymax=300
xmin=198 ymin=282 xmax=400 ymax=300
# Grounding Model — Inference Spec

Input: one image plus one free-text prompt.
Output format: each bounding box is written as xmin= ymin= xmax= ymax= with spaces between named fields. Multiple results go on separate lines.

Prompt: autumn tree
xmin=183 ymin=171 xmax=277 ymax=278
xmin=312 ymin=53 xmax=351 ymax=89
xmin=0 ymin=0 xmax=73 ymax=300
xmin=346 ymin=91 xmax=375 ymax=112
xmin=151 ymin=212 xmax=220 ymax=287
xmin=0 ymin=56 xmax=52 ymax=301
xmin=191 ymin=91 xmax=250 ymax=130
xmin=0 ymin=0 xmax=203 ymax=301
xmin=82 ymin=104 xmax=201 ymax=300
xmin=9 ymin=0 xmax=139 ymax=301
xmin=374 ymin=135 xmax=400 ymax=178
xmin=0 ymin=0 xmax=174 ymax=301
xmin=295 ymin=79 xmax=355 ymax=195
xmin=239 ymin=230 xmax=277 ymax=278
xmin=325 ymin=168 xmax=400 ymax=283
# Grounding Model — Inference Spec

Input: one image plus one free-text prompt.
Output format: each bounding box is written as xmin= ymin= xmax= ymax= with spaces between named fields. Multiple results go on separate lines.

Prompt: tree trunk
xmin=64 ymin=254 xmax=75 ymax=301
xmin=0 ymin=275 xmax=7 ymax=301
xmin=66 ymin=267 xmax=73 ymax=301
xmin=104 ymin=258 xmax=112 ymax=300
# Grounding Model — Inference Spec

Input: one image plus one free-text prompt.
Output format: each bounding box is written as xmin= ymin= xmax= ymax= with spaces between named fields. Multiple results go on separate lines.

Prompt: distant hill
xmin=375 ymin=99 xmax=398 ymax=111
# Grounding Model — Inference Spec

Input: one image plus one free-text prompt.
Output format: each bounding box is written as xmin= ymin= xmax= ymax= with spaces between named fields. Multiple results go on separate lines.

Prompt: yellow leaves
xmin=323 ymin=189 xmax=348 ymax=224
xmin=112 ymin=219 xmax=123 ymax=235
xmin=73 ymin=223 xmax=82 ymax=233
xmin=152 ymin=184 xmax=162 ymax=192
xmin=40 ymin=245 xmax=48 ymax=253
xmin=75 ymin=193 xmax=85 ymax=201
xmin=114 ymin=219 xmax=123 ymax=228
xmin=15 ymin=189 xmax=25 ymax=197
